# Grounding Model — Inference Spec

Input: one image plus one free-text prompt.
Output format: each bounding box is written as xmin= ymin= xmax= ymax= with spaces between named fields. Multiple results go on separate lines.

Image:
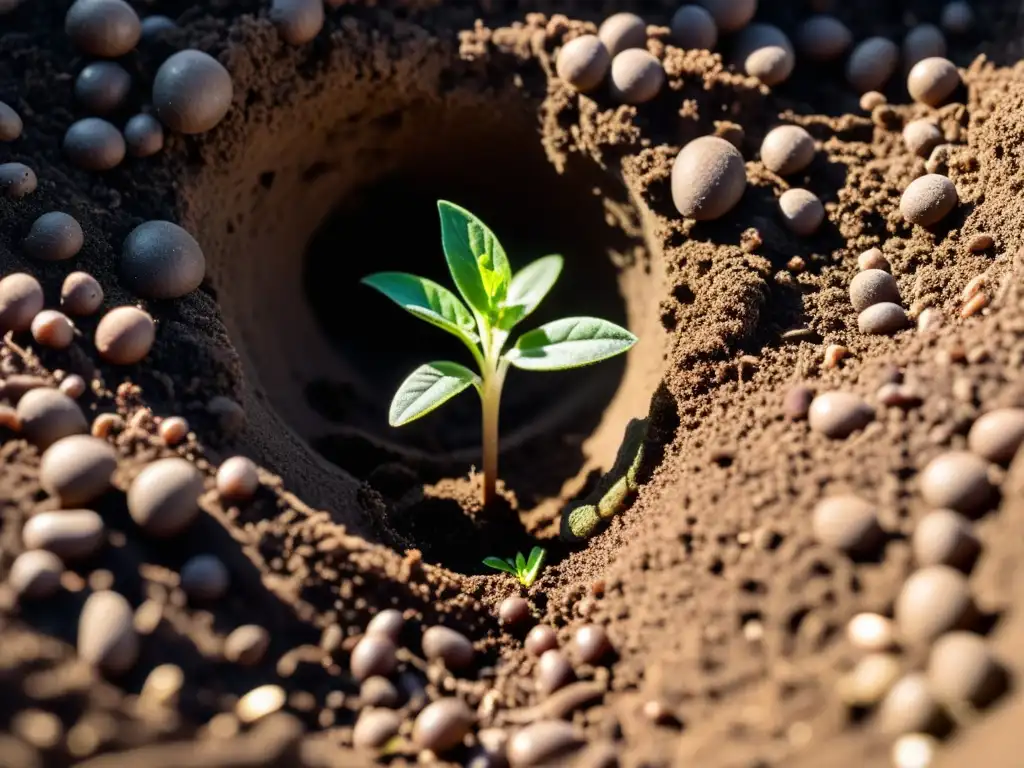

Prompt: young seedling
xmin=362 ymin=200 xmax=638 ymax=506
xmin=483 ymin=546 xmax=547 ymax=587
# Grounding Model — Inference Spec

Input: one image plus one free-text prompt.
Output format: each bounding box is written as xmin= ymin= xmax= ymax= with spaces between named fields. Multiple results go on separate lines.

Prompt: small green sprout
xmin=483 ymin=546 xmax=547 ymax=587
xmin=362 ymin=200 xmax=638 ymax=506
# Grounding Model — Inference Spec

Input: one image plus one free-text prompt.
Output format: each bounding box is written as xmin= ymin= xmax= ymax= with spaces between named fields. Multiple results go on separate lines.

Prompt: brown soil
xmin=2 ymin=0 xmax=1024 ymax=766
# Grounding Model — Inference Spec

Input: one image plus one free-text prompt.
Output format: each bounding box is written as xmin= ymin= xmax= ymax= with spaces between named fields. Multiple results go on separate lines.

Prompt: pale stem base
xmin=481 ymin=364 xmax=505 ymax=507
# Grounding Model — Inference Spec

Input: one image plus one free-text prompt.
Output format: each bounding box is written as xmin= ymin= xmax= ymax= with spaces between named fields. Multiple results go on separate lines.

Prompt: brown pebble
xmin=597 ymin=12 xmax=646 ymax=57
xmin=499 ymin=596 xmax=531 ymax=626
xmin=152 ymin=50 xmax=233 ymax=135
xmin=39 ymin=434 xmax=116 ymax=506
xmin=525 ymin=625 xmax=558 ymax=656
xmin=903 ymin=24 xmax=947 ymax=70
xmin=412 ymin=698 xmax=473 ymax=753
xmin=30 ymin=310 xmax=75 ymax=350
xmin=507 ymin=720 xmax=582 ymax=768
xmin=895 ymin=565 xmax=975 ymax=644
xmin=206 ymin=395 xmax=246 ymax=436
xmin=366 ymin=609 xmax=404 ymax=642
xmin=968 ymin=233 xmax=994 ymax=252
xmin=23 ymin=510 xmax=105 ymax=560
xmin=9 ymin=550 xmax=64 ymax=600
xmin=78 ymin=590 xmax=139 ymax=675
xmin=65 ymin=0 xmax=140 ymax=57
xmin=857 ymin=248 xmax=891 ymax=272
xmin=808 ymin=392 xmax=874 ymax=439
xmin=927 ymin=631 xmax=1003 ymax=706
xmin=216 ymin=456 xmax=259 ymax=501
xmin=61 ymin=272 xmax=104 ymax=316
xmin=733 ymin=23 xmax=794 ymax=86
xmin=360 ymin=676 xmax=400 ymax=708
xmin=919 ymin=450 xmax=995 ymax=516
xmin=94 ymin=306 xmax=155 ymax=365
xmin=812 ymin=495 xmax=882 ymax=555
xmin=0 ymin=162 xmax=37 ymax=199
xmin=859 ymin=91 xmax=887 ymax=111
xmin=124 ymin=114 xmax=164 ymax=158
xmin=536 ymin=649 xmax=574 ymax=695
xmin=24 ymin=212 xmax=84 ymax=262
xmin=968 ymin=408 xmax=1024 ymax=465
xmin=0 ymin=273 xmax=44 ymax=332
xmin=761 ymin=125 xmax=815 ymax=176
xmin=907 ymin=57 xmax=960 ymax=107
xmin=158 ymin=416 xmax=189 ymax=445
xmin=877 ymin=383 xmax=923 ymax=409
xmin=350 ymin=635 xmax=397 ymax=681
xmin=901 ymin=174 xmax=958 ymax=227
xmin=859 ymin=303 xmax=910 ymax=335
xmin=778 ymin=188 xmax=824 ymax=236
xmin=698 ymin=0 xmax=755 ymax=32
xmin=63 ymin=118 xmax=125 ymax=171
xmin=783 ymin=385 xmax=814 ymax=420
xmin=422 ymin=625 xmax=474 ymax=670
xmin=353 ymin=708 xmax=401 ymax=749
xmin=555 ymin=35 xmax=611 ymax=93
xmin=269 ymin=0 xmax=324 ymax=46
xmin=846 ymin=37 xmax=899 ymax=92
xmin=179 ymin=554 xmax=230 ymax=601
xmin=878 ymin=674 xmax=945 ymax=736
xmin=74 ymin=61 xmax=131 ymax=114
xmin=225 ymin=625 xmax=270 ymax=665
xmin=127 ymin=457 xmax=205 ymax=537
xmin=850 ymin=268 xmax=900 ymax=311
xmin=912 ymin=509 xmax=979 ymax=571
xmin=796 ymin=15 xmax=851 ymax=61
xmin=59 ymin=375 xmax=87 ymax=399
xmin=572 ymin=624 xmax=611 ymax=665
xmin=671 ymin=135 xmax=746 ymax=220
xmin=609 ymin=49 xmax=664 ymax=105
xmin=17 ymin=388 xmax=87 ymax=449
xmin=903 ymin=120 xmax=943 ymax=159
xmin=0 ymin=100 xmax=23 ymax=141
xmin=670 ymin=5 xmax=718 ymax=51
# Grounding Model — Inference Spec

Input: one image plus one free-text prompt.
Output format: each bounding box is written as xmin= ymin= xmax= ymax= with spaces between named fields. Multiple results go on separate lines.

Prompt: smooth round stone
xmin=65 ymin=0 xmax=141 ymax=58
xmin=847 ymin=613 xmax=895 ymax=652
xmin=121 ymin=220 xmax=206 ymax=300
xmin=59 ymin=374 xmax=87 ymax=400
xmin=95 ymin=306 xmax=155 ymax=365
xmin=124 ymin=114 xmax=165 ymax=158
xmin=908 ymin=57 xmax=960 ymax=107
xmin=158 ymin=416 xmax=189 ymax=445
xmin=153 ymin=50 xmax=233 ymax=135
xmin=941 ymin=2 xmax=974 ymax=34
xmin=968 ymin=408 xmax=1024 ymax=465
xmin=366 ymin=609 xmax=404 ymax=642
xmin=412 ymin=698 xmax=473 ymax=753
xmin=796 ymin=15 xmax=851 ymax=61
xmin=64 ymin=118 xmax=125 ymax=171
xmin=878 ymin=674 xmax=944 ymax=736
xmin=860 ymin=90 xmax=887 ymax=110
xmin=808 ymin=392 xmax=874 ymax=439
xmin=23 ymin=211 xmax=84 ymax=262
xmin=74 ymin=61 xmax=131 ymax=115
xmin=761 ymin=125 xmax=815 ymax=176
xmin=572 ymin=624 xmax=611 ymax=664
xmin=350 ymin=635 xmax=397 ymax=681
xmin=671 ymin=135 xmax=746 ymax=220
xmin=24 ymin=510 xmax=104 ymax=560
xmin=140 ymin=14 xmax=177 ymax=39
xmin=901 ymin=174 xmax=958 ymax=227
xmin=555 ymin=35 xmax=611 ymax=93
xmin=0 ymin=272 xmax=44 ymax=332
xmin=778 ymin=188 xmax=824 ymax=236
xmin=127 ymin=457 xmax=204 ymax=537
xmin=912 ymin=509 xmax=979 ymax=570
xmin=216 ymin=456 xmax=259 ymax=501
xmin=927 ymin=631 xmax=1002 ymax=706
xmin=0 ymin=100 xmax=23 ymax=141
xmin=536 ymin=649 xmax=574 ymax=695
xmin=17 ymin=388 xmax=87 ymax=449
xmin=850 ymin=269 xmax=900 ymax=311
xmin=422 ymin=625 xmax=474 ymax=670
xmin=0 ymin=162 xmax=37 ymax=198
xmin=903 ymin=119 xmax=943 ymax=158
xmin=783 ymin=385 xmax=814 ymax=421
xmin=179 ymin=554 xmax=230 ymax=601
xmin=903 ymin=24 xmax=947 ymax=70
xmin=508 ymin=721 xmax=582 ymax=768
xmin=895 ymin=565 xmax=975 ymax=644
xmin=859 ymin=302 xmax=910 ymax=335
xmin=698 ymin=0 xmax=756 ymax=32
xmin=9 ymin=550 xmax=64 ymax=599
xmin=39 ymin=435 xmax=117 ymax=506
xmin=78 ymin=590 xmax=139 ymax=675
xmin=812 ymin=495 xmax=882 ymax=555
xmin=61 ymin=272 xmax=104 ymax=316
xmin=609 ymin=49 xmax=664 ymax=105
xmin=31 ymin=310 xmax=75 ymax=347
xmin=525 ymin=625 xmax=558 ymax=657
xmin=919 ymin=451 xmax=995 ymax=516
xmin=499 ymin=596 xmax=530 ymax=626
xmin=858 ymin=248 xmax=891 ymax=272
xmin=224 ymin=625 xmax=270 ymax=665
xmin=846 ymin=37 xmax=899 ymax=93
xmin=838 ymin=652 xmax=901 ymax=707
xmin=670 ymin=5 xmax=717 ymax=51
xmin=360 ymin=676 xmax=400 ymax=708
xmin=353 ymin=708 xmax=401 ymax=749
xmin=270 ymin=0 xmax=324 ymax=46
xmin=733 ymin=24 xmax=794 ymax=86
xmin=597 ymin=12 xmax=647 ymax=57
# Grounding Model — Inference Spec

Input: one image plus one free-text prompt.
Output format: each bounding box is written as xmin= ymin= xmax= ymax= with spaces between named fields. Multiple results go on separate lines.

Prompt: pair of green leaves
xmin=483 ymin=546 xmax=547 ymax=587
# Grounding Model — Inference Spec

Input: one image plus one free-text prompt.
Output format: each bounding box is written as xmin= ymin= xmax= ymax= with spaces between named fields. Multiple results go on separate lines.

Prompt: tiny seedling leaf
xmin=515 ymin=551 xmax=527 ymax=573
xmin=483 ymin=556 xmax=517 ymax=574
xmin=526 ymin=546 xmax=545 ymax=571
xmin=523 ymin=547 xmax=546 ymax=586
xmin=361 ymin=272 xmax=479 ymax=345
xmin=498 ymin=255 xmax=564 ymax=330
xmin=506 ymin=317 xmax=638 ymax=371
xmin=437 ymin=201 xmax=511 ymax=320
xmin=389 ymin=361 xmax=479 ymax=427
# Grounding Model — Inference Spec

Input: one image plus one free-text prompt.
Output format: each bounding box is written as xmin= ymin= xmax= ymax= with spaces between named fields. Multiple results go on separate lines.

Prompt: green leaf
xmin=498 ymin=255 xmax=564 ymax=330
xmin=361 ymin=272 xmax=479 ymax=345
xmin=506 ymin=317 xmax=638 ymax=371
xmin=483 ymin=556 xmax=517 ymax=574
xmin=437 ymin=201 xmax=511 ymax=320
xmin=388 ymin=361 xmax=479 ymax=427
xmin=523 ymin=547 xmax=546 ymax=587
xmin=526 ymin=546 xmax=545 ymax=571
xmin=515 ymin=551 xmax=527 ymax=573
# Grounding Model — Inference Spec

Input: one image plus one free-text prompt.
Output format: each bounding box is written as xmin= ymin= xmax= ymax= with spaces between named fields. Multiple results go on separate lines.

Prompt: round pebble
xmin=224 ymin=625 xmax=270 ymax=665
xmin=609 ymin=49 xmax=665 ymax=105
xmin=366 ymin=609 xmax=404 ymax=642
xmin=412 ymin=698 xmax=473 ymax=753
xmin=121 ymin=220 xmax=206 ymax=300
xmin=878 ymin=674 xmax=944 ymax=736
xmin=895 ymin=565 xmax=975 ymax=644
xmin=536 ymin=649 xmax=574 ymax=695
xmin=140 ymin=14 xmax=177 ymax=39
xmin=236 ymin=684 xmax=285 ymax=723
xmin=778 ymin=188 xmax=824 ymax=236
xmin=0 ymin=100 xmax=23 ymax=141
xmin=216 ymin=456 xmax=259 ymax=501
xmin=698 ymin=0 xmax=756 ymax=32
xmin=859 ymin=303 xmax=910 ymax=335
xmin=499 ymin=596 xmax=531 ymax=626
xmin=796 ymin=15 xmax=851 ymax=61
xmin=17 ymin=388 xmax=88 ymax=449
xmin=850 ymin=270 xmax=900 ymax=313
xmin=153 ymin=49 xmax=233 ymax=135
xmin=760 ymin=125 xmax=815 ymax=176
xmin=572 ymin=624 xmax=611 ymax=665
xmin=353 ymin=708 xmax=401 ymax=749
xmin=56 ymin=373 xmax=84 ymax=398
xmin=919 ymin=450 xmax=995 ymax=516
xmin=65 ymin=0 xmax=141 ymax=58
xmin=207 ymin=395 xmax=246 ymax=435
xmin=892 ymin=734 xmax=939 ymax=768
xmin=941 ymin=2 xmax=974 ymax=34
xmin=508 ymin=721 xmax=582 ymax=768
xmin=78 ymin=590 xmax=139 ymax=675
xmin=968 ymin=408 xmax=1024 ymax=465
xmin=812 ymin=495 xmax=882 ymax=555
xmin=847 ymin=613 xmax=895 ymax=652
xmin=61 ymin=272 xmax=104 ymax=316
xmin=350 ymin=635 xmax=397 ymax=681
xmin=0 ymin=162 xmax=37 ymax=198
xmin=903 ymin=120 xmax=943 ymax=159
xmin=908 ymin=57 xmax=960 ymax=107
xmin=39 ymin=435 xmax=116 ymax=506
xmin=23 ymin=212 xmax=84 ymax=263
xmin=859 ymin=90 xmax=887 ymax=111
xmin=0 ymin=272 xmax=44 ymax=332
xmin=74 ymin=62 xmax=131 ymax=115
xmin=671 ymin=135 xmax=746 ymax=220
xmin=927 ymin=631 xmax=1002 ymax=706
xmin=180 ymin=554 xmax=230 ymax=601
xmin=838 ymin=652 xmax=901 ymax=707
xmin=784 ymin=385 xmax=814 ymax=421
xmin=31 ymin=311 xmax=75 ymax=350
xmin=846 ymin=37 xmax=900 ymax=93
xmin=270 ymin=0 xmax=324 ymax=46
xmin=555 ymin=35 xmax=611 ymax=93
xmin=127 ymin=457 xmax=205 ymax=537
xmin=903 ymin=24 xmax=947 ymax=70
xmin=63 ymin=118 xmax=125 ymax=171
xmin=808 ymin=392 xmax=874 ymax=439
xmin=858 ymin=248 xmax=890 ymax=272
xmin=901 ymin=174 xmax=958 ymax=227
xmin=360 ymin=676 xmax=400 ymax=708
xmin=525 ymin=625 xmax=558 ymax=657
xmin=124 ymin=114 xmax=165 ymax=158
xmin=95 ymin=306 xmax=155 ymax=365
xmin=9 ymin=550 xmax=64 ymax=600
xmin=158 ymin=415 xmax=189 ymax=445
xmin=422 ymin=625 xmax=474 ymax=670
xmin=913 ymin=509 xmax=979 ymax=570
xmin=597 ymin=12 xmax=647 ymax=57
xmin=733 ymin=24 xmax=794 ymax=86
xmin=670 ymin=5 xmax=717 ymax=51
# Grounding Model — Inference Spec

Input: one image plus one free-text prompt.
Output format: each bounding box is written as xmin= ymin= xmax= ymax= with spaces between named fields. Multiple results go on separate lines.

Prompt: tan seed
xmin=812 ymin=495 xmax=882 ymax=555
xmin=17 ymin=388 xmax=87 ymax=449
xmin=859 ymin=303 xmax=910 ymax=335
xmin=778 ymin=188 xmax=824 ymax=236
xmin=895 ymin=565 xmax=975 ymax=644
xmin=78 ymin=590 xmax=139 ymax=675
xmin=901 ymin=174 xmax=958 ymax=227
xmin=353 ymin=708 xmax=401 ymax=749
xmin=850 ymin=269 xmax=900 ymax=311
xmin=31 ymin=310 xmax=75 ymax=349
xmin=671 ymin=135 xmax=747 ymax=220
xmin=39 ymin=434 xmax=117 ymax=506
xmin=808 ymin=392 xmax=874 ymax=439
xmin=9 ymin=550 xmax=64 ymax=600
xmin=225 ymin=624 xmax=270 ymax=665
xmin=61 ymin=272 xmax=104 ymax=316
xmin=23 ymin=509 xmax=105 ymax=560
xmin=94 ymin=306 xmax=155 ymax=365
xmin=907 ymin=57 xmax=960 ymax=107
xmin=412 ymin=697 xmax=474 ymax=753
xmin=236 ymin=684 xmax=285 ymax=723
xmin=960 ymin=292 xmax=988 ymax=318
xmin=919 ymin=450 xmax=995 ymax=516
xmin=127 ymin=457 xmax=205 ymax=537
xmin=968 ymin=233 xmax=994 ymax=252
xmin=555 ymin=34 xmax=611 ymax=93
xmin=903 ymin=120 xmax=943 ymax=159
xmin=597 ymin=12 xmax=646 ymax=57
xmin=761 ymin=125 xmax=815 ymax=176
xmin=968 ymin=408 xmax=1024 ymax=465
xmin=609 ymin=49 xmax=665 ymax=105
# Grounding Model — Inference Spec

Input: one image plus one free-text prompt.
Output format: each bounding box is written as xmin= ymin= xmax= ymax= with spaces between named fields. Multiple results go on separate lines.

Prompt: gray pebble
xmin=670 ymin=5 xmax=717 ymax=51
xmin=525 ymin=625 xmax=558 ymax=656
xmin=412 ymin=697 xmax=474 ymax=753
xmin=941 ymin=2 xmax=974 ymax=34
xmin=360 ymin=676 xmax=400 ymax=708
xmin=24 ymin=510 xmax=105 ymax=560
xmin=206 ymin=395 xmax=246 ymax=436
xmin=366 ymin=609 xmax=404 ymax=642
xmin=878 ymin=673 xmax=945 ymax=736
xmin=78 ymin=589 xmax=139 ymax=675
xmin=536 ymin=649 xmax=574 ymax=695
xmin=927 ymin=631 xmax=1003 ymax=706
xmin=555 ymin=35 xmax=611 ymax=93
xmin=846 ymin=37 xmax=899 ymax=93
xmin=140 ymin=14 xmax=177 ymax=39
xmin=0 ymin=101 xmax=23 ymax=141
xmin=121 ymin=220 xmax=206 ymax=300
xmin=39 ymin=435 xmax=117 ymax=506
xmin=778 ymin=188 xmax=824 ymax=236
xmin=609 ymin=49 xmax=665 ymax=105
xmin=65 ymin=0 xmax=141 ymax=58
xmin=808 ymin=392 xmax=874 ymax=439
xmin=94 ymin=306 xmax=155 ymax=365
xmin=812 ymin=495 xmax=882 ymax=555
xmin=907 ymin=57 xmax=960 ymax=107
xmin=499 ymin=596 xmax=530 ymax=626
xmin=671 ymin=135 xmax=746 ymax=220
xmin=733 ymin=24 xmax=794 ymax=86
xmin=224 ymin=624 xmax=270 ymax=665
xmin=850 ymin=269 xmax=900 ymax=311
xmin=127 ymin=457 xmax=205 ymax=537
xmin=0 ymin=162 xmax=37 ymax=198
xmin=597 ymin=12 xmax=646 ymax=57
xmin=124 ymin=114 xmax=165 ymax=158
xmin=17 ymin=388 xmax=88 ymax=449
xmin=903 ymin=119 xmax=943 ymax=158
xmin=23 ymin=211 xmax=84 ymax=262
xmin=0 ymin=272 xmax=44 ymax=332
xmin=968 ymin=408 xmax=1024 ymax=465
xmin=903 ymin=24 xmax=947 ymax=70
xmin=858 ymin=302 xmax=909 ymax=335
xmin=350 ymin=634 xmax=397 ymax=681
xmin=920 ymin=450 xmax=995 ymax=516
xmin=63 ymin=118 xmax=125 ymax=171
xmin=900 ymin=174 xmax=958 ymax=227
xmin=698 ymin=0 xmax=756 ymax=32
xmin=761 ymin=125 xmax=815 ymax=176
xmin=153 ymin=49 xmax=233 ymax=135
xmin=353 ymin=708 xmax=401 ymax=749
xmin=61 ymin=272 xmax=104 ymax=316
xmin=9 ymin=550 xmax=64 ymax=600
xmin=180 ymin=554 xmax=230 ymax=601
xmin=422 ymin=625 xmax=474 ymax=670
xmin=74 ymin=61 xmax=131 ymax=115
xmin=270 ymin=0 xmax=324 ymax=46
xmin=572 ymin=624 xmax=611 ymax=665
xmin=508 ymin=720 xmax=582 ymax=768
xmin=796 ymin=15 xmax=851 ymax=61
xmin=913 ymin=509 xmax=979 ymax=571
xmin=895 ymin=565 xmax=975 ymax=644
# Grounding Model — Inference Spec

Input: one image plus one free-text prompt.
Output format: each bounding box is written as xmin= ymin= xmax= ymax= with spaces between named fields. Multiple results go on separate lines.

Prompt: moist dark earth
xmin=2 ymin=0 xmax=1024 ymax=766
